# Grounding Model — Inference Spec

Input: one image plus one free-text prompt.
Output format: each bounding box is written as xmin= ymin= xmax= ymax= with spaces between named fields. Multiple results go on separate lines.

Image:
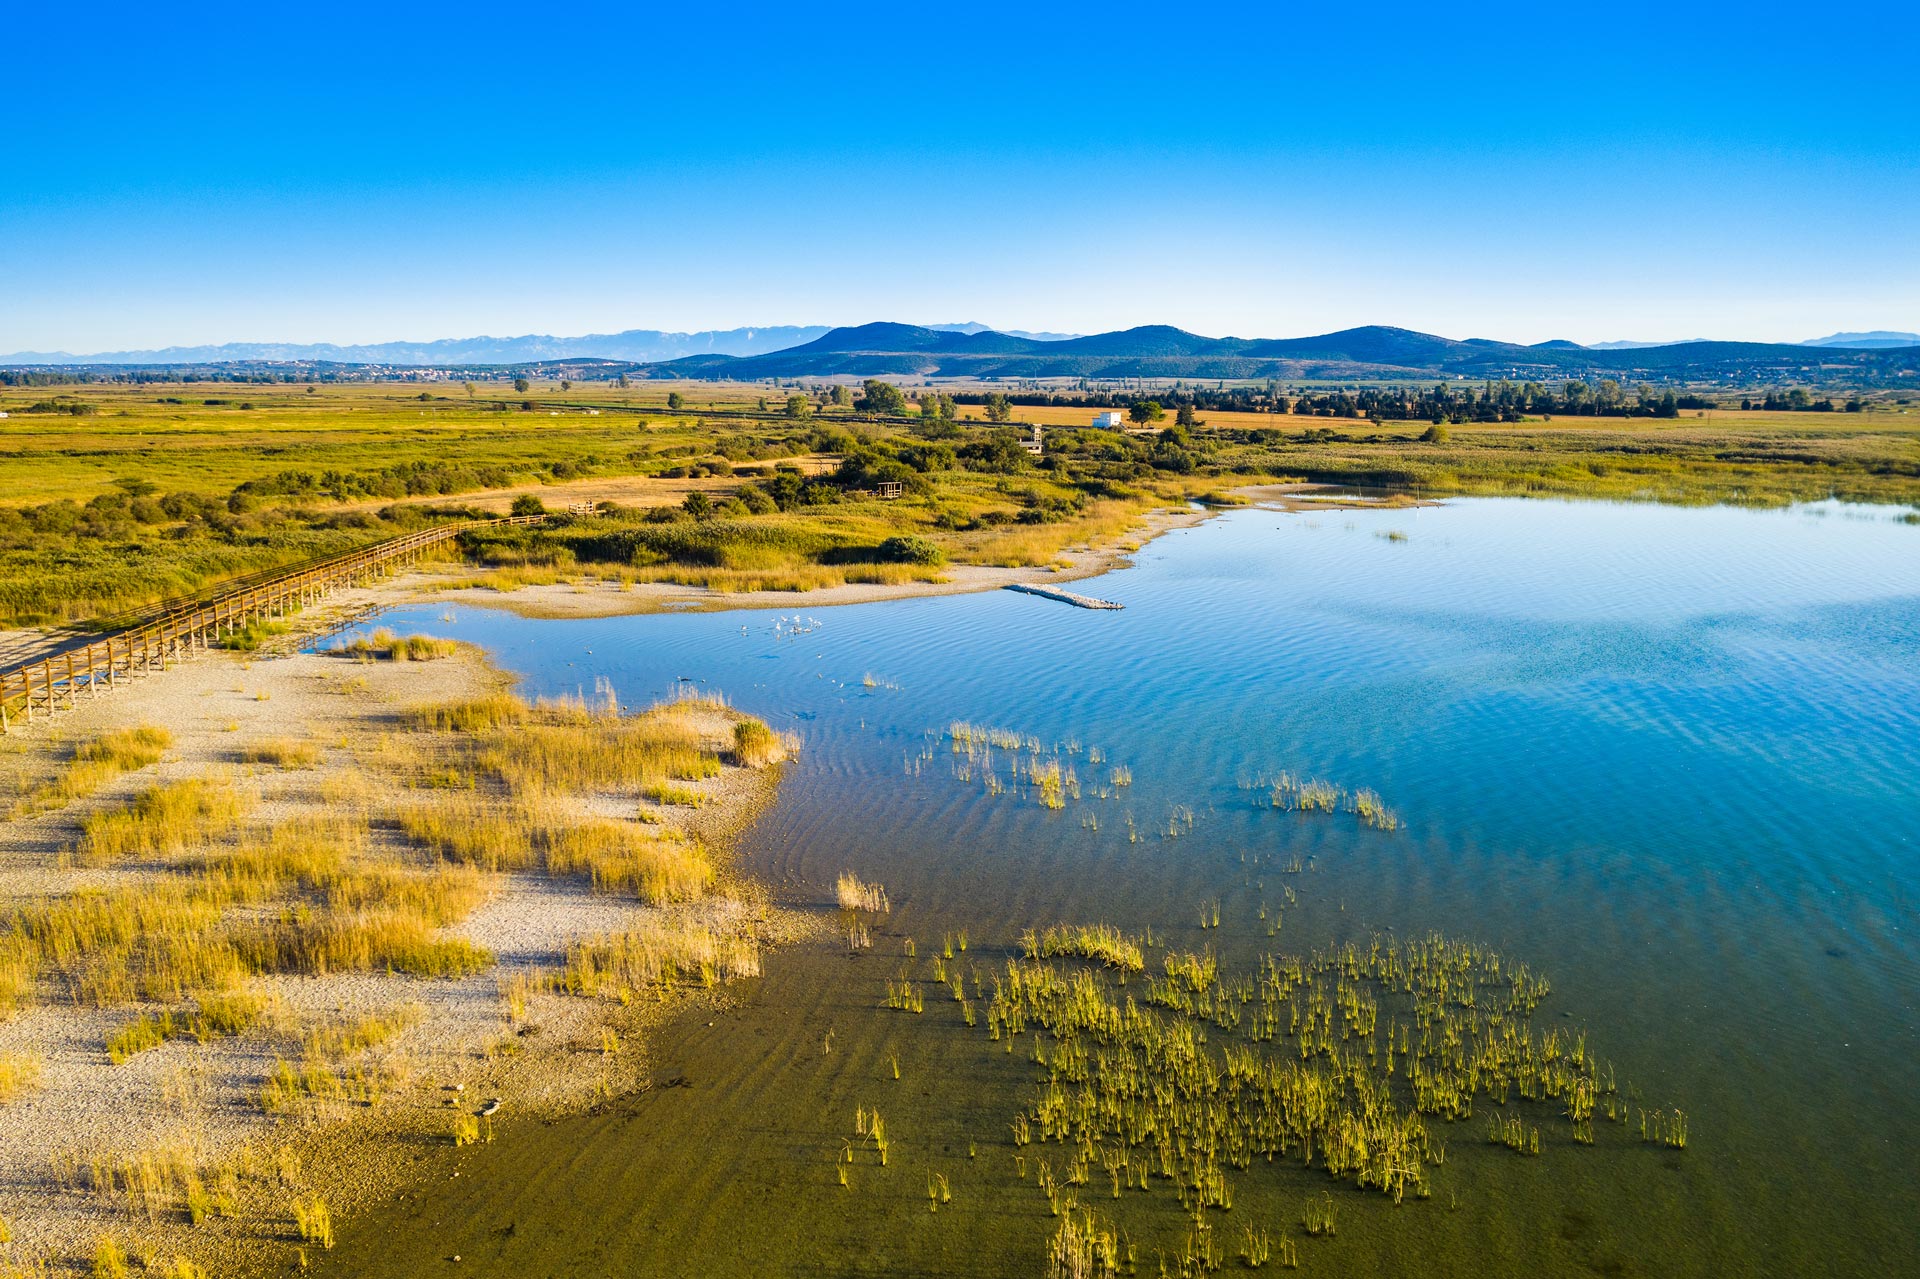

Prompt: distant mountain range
xmin=633 ymin=322 xmax=1919 ymax=383
xmin=1802 ymin=330 xmax=1920 ymax=349
xmin=4 ymin=322 xmax=1913 ymax=384
xmin=0 ymin=326 xmax=835 ymax=367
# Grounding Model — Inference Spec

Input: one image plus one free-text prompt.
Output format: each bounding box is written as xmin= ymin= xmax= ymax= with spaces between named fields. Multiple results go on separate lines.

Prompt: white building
xmin=1091 ymin=410 xmax=1123 ymax=428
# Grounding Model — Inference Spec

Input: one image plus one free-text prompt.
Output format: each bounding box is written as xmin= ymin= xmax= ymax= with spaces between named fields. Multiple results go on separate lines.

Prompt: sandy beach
xmin=0 ymin=631 xmax=804 ymax=1274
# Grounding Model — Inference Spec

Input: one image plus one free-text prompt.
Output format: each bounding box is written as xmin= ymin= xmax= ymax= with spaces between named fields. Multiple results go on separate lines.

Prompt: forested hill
xmin=645 ymin=323 xmax=1918 ymax=384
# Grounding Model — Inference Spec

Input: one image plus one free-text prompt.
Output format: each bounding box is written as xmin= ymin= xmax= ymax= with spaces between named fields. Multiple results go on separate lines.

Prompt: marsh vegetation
xmin=5 ymin=380 xmax=1911 ymax=626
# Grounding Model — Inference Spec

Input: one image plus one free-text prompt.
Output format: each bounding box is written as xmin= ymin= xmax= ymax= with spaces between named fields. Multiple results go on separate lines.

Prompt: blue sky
xmin=3 ymin=1 xmax=1915 ymax=351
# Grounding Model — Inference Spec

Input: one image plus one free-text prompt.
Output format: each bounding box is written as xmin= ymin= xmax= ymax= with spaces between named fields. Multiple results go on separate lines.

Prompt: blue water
xmin=332 ymin=497 xmax=1920 ymax=1277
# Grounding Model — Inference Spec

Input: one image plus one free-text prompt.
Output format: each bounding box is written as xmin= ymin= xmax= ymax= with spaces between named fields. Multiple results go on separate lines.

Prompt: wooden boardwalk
xmin=0 ymin=514 xmax=545 ymax=733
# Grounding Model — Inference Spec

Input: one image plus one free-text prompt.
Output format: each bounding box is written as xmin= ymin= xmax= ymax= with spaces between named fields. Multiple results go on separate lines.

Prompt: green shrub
xmin=875 ymin=535 xmax=944 ymax=566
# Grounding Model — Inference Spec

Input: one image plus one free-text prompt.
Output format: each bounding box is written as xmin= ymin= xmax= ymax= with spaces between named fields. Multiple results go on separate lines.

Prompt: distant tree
xmin=762 ymin=468 xmax=806 ymax=511
xmin=463 ymin=381 xmax=475 ymax=398
xmin=830 ymin=384 xmax=854 ymax=408
xmin=919 ymin=392 xmax=955 ymax=420
xmin=785 ymin=394 xmax=813 ymax=419
xmin=417 ymin=392 xmax=432 ymax=401
xmin=1420 ymin=423 xmax=1449 ymax=443
xmin=1175 ymin=401 xmax=1197 ymax=428
xmin=984 ymin=392 xmax=1013 ymax=423
xmin=615 ymin=373 xmax=630 ymax=389
xmin=683 ymin=491 xmax=714 ymax=519
xmin=1128 ymin=399 xmax=1165 ymax=427
xmin=667 ymin=391 xmax=685 ymax=410
xmin=305 ymin=384 xmax=317 ymax=394
xmin=513 ymin=376 xmax=531 ymax=393
xmin=859 ymin=380 xmax=909 ymax=415
xmin=510 ymin=494 xmax=547 ymax=517
xmin=560 ymin=379 xmax=573 ymax=392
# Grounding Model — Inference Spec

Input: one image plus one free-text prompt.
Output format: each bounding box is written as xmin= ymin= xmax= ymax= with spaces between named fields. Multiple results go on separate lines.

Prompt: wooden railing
xmin=0 ymin=514 xmax=546 ymax=733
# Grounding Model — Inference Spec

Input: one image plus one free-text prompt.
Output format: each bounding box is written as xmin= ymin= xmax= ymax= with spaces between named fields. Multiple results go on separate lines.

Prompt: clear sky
xmin=4 ymin=0 xmax=1915 ymax=352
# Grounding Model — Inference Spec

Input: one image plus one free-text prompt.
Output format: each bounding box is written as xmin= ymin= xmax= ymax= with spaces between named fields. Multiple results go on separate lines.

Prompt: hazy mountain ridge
xmin=0 ymin=326 xmax=834 ymax=367
xmin=1801 ymin=331 xmax=1920 ymax=349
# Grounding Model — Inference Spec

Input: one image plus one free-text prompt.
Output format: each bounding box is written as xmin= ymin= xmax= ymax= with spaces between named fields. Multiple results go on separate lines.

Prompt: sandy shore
xmin=0 ymin=636 xmax=803 ymax=1275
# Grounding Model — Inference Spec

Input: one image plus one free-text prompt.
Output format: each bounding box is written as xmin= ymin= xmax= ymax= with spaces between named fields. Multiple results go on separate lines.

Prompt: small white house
xmin=1091 ymin=410 xmax=1123 ymax=429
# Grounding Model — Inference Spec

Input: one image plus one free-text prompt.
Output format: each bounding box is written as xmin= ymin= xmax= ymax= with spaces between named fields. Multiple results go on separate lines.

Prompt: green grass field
xmin=2 ymin=380 xmax=1915 ymax=626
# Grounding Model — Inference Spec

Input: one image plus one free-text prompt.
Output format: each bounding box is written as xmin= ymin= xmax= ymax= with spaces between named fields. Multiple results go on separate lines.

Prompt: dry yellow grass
xmin=76 ymin=777 xmax=250 ymax=865
xmin=542 ymin=820 xmax=712 ymax=904
xmin=0 ymin=1050 xmax=44 ymax=1101
xmin=8 ymin=725 xmax=173 ymax=818
xmin=562 ymin=922 xmax=761 ymax=999
xmin=329 ymin=629 xmax=462 ymax=662
xmin=240 ymin=739 xmax=322 ymax=769
xmin=731 ymin=719 xmax=787 ymax=767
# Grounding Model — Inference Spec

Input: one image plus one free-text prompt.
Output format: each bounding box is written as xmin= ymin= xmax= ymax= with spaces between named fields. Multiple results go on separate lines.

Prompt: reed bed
xmin=542 ymin=820 xmax=712 ymax=903
xmin=7 ymin=816 xmax=494 ymax=1008
xmin=404 ymin=693 xmax=527 ymax=734
xmin=9 ymin=726 xmax=172 ymax=817
xmin=471 ymin=699 xmax=722 ymax=798
xmin=561 ymin=922 xmax=762 ymax=1000
xmin=328 ymin=629 xmax=461 ymax=662
xmin=101 ymin=990 xmax=270 ymax=1065
xmin=75 ymin=778 xmax=251 ymax=865
xmin=976 ymin=930 xmax=1674 ymax=1247
xmin=301 ymin=1004 xmax=421 ymax=1062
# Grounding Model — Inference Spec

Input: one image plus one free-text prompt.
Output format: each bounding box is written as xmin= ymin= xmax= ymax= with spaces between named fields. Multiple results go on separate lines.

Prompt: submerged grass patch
xmin=960 ymin=929 xmax=1680 ymax=1262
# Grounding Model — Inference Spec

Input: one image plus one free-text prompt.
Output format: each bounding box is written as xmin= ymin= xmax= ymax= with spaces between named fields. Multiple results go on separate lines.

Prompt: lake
xmin=318 ymin=496 xmax=1920 ymax=1278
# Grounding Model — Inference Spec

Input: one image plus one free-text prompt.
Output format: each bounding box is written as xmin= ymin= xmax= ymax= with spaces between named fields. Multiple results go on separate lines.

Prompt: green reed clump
xmin=1045 ymin=1202 xmax=1122 ymax=1279
xmin=1250 ymin=770 xmax=1403 ymax=832
xmin=1023 ymin=924 xmax=1145 ymax=974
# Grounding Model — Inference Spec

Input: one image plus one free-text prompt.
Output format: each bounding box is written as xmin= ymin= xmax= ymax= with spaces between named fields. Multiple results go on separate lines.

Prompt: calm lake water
xmin=319 ymin=497 xmax=1919 ymax=1278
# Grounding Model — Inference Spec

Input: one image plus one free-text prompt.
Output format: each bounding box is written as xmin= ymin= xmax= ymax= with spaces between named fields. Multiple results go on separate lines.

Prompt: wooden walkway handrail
xmin=0 ymin=513 xmax=546 ymax=733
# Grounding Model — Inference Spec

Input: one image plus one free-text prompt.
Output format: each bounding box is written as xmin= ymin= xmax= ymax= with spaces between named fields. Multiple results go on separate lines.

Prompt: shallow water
xmin=318 ymin=497 xmax=1919 ymax=1278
